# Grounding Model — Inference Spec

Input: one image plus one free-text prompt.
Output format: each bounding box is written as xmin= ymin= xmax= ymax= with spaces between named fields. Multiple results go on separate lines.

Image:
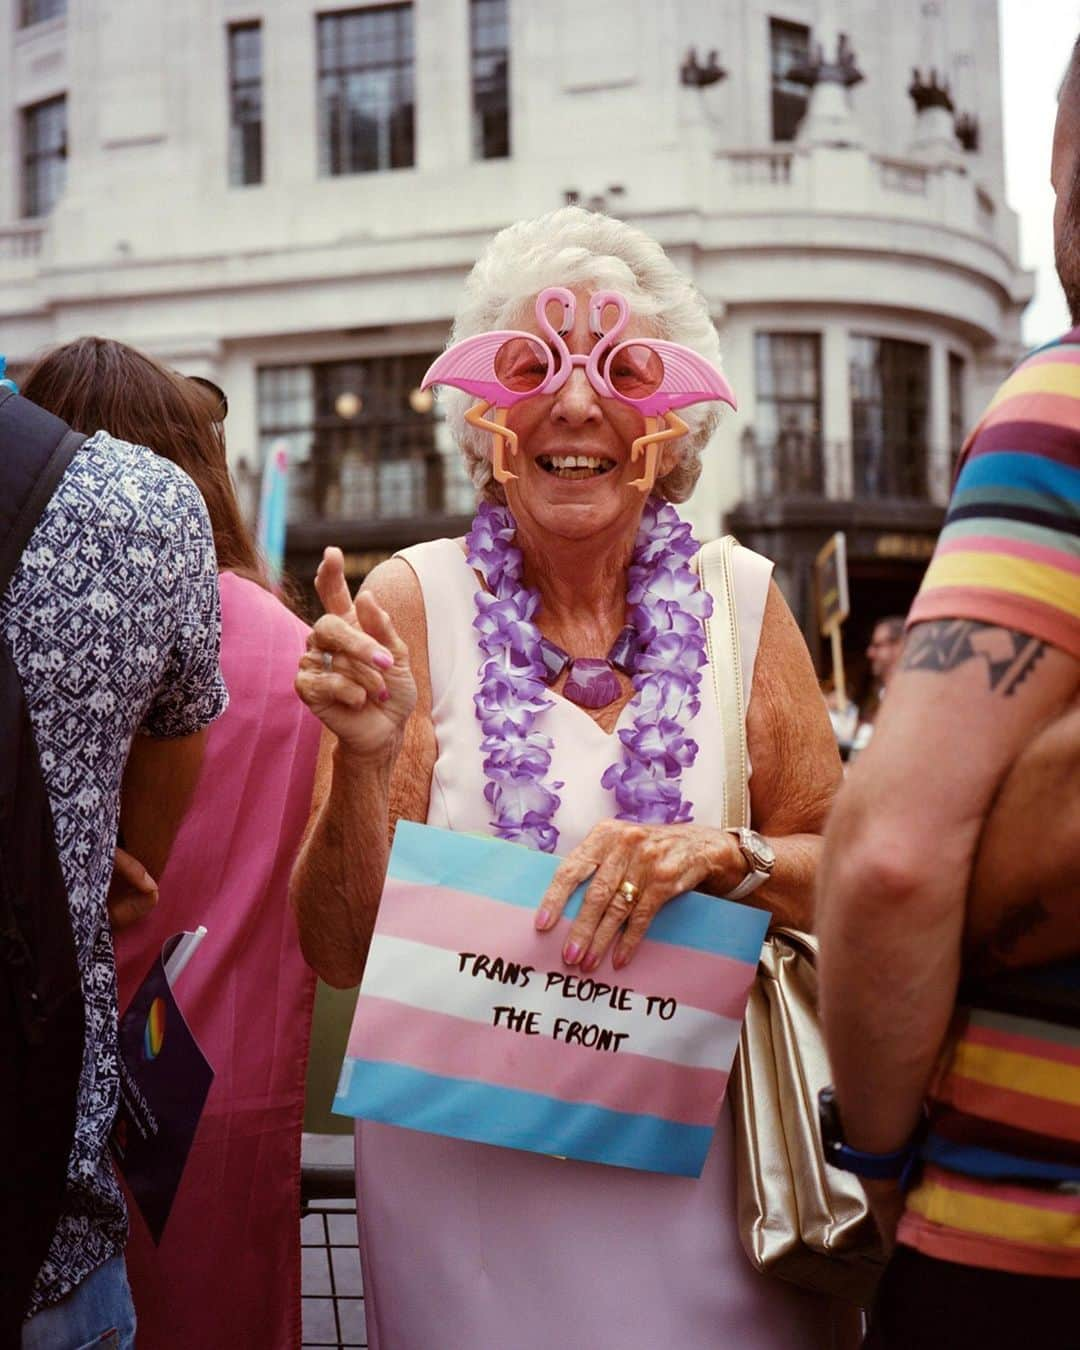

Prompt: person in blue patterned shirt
xmin=3 ymin=403 xmax=228 ymax=1347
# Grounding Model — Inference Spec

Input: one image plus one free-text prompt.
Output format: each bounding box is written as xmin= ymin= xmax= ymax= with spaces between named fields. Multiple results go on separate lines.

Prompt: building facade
xmin=1 ymin=0 xmax=1032 ymax=671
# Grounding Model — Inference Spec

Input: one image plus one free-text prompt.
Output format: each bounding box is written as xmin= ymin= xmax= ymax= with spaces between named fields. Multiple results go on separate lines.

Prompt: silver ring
xmin=320 ymin=650 xmax=334 ymax=673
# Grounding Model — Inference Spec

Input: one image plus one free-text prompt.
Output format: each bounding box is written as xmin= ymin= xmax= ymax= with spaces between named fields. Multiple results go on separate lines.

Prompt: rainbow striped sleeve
xmin=898 ymin=332 xmax=1080 ymax=1279
xmin=898 ymin=966 xmax=1080 ymax=1278
xmin=908 ymin=331 xmax=1080 ymax=658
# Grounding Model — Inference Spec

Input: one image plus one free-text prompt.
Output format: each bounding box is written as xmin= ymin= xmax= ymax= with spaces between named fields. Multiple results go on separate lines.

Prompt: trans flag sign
xmin=334 ymin=823 xmax=769 ymax=1177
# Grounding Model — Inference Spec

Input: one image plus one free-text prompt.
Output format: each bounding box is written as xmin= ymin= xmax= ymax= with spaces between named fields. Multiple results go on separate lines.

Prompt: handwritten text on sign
xmin=334 ymin=823 xmax=769 ymax=1176
xmin=457 ymin=950 xmax=677 ymax=1051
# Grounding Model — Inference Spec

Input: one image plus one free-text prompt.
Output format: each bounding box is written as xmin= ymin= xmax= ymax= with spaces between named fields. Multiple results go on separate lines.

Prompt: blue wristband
xmin=818 ymin=1086 xmax=925 ymax=1186
xmin=824 ymin=1138 xmax=915 ymax=1181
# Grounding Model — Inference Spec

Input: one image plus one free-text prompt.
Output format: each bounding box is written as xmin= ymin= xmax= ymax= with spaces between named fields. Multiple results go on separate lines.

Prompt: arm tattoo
xmin=900 ymin=621 xmax=1047 ymax=696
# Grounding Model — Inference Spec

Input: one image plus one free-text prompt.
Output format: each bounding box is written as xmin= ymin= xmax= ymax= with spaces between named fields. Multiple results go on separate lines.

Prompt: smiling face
xmin=501 ymin=287 xmax=674 ymax=546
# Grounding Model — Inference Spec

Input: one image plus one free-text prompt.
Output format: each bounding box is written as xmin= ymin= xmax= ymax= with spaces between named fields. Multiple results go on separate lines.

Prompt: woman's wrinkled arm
xmin=742 ymin=579 xmax=843 ymax=931
xmin=289 ymin=558 xmax=435 ymax=988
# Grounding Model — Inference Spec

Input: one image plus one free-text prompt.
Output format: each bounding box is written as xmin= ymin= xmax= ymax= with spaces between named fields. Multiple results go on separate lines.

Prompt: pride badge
xmin=143 ymin=997 xmax=166 ymax=1060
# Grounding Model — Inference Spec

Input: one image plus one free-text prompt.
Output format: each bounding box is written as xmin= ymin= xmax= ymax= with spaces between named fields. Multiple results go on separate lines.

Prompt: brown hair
xmin=22 ymin=336 xmax=269 ymax=587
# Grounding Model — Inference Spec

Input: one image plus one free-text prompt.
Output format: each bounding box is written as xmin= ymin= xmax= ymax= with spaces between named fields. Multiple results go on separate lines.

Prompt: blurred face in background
xmin=867 ymin=622 xmax=903 ymax=686
xmin=1053 ymin=56 xmax=1080 ymax=324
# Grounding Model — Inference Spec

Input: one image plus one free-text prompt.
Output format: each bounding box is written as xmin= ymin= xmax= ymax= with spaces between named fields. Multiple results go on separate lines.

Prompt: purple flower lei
xmin=465 ymin=497 xmax=713 ymax=853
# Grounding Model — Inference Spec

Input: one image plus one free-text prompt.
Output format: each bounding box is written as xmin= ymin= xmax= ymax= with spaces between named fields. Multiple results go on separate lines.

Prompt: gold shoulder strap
xmin=693 ymin=536 xmax=748 ymax=830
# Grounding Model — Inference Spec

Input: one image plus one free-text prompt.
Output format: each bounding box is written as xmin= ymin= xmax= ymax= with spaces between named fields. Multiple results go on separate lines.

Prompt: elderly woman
xmin=292 ymin=208 xmax=843 ymax=1349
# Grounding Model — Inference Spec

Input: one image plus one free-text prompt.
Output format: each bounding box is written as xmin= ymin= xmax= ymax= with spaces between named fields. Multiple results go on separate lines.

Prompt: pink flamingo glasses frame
xmin=421 ymin=287 xmax=737 ymax=494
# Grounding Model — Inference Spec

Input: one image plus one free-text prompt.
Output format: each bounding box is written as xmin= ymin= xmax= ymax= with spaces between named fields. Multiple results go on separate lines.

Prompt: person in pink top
xmin=291 ymin=208 xmax=852 ymax=1349
xmin=23 ymin=339 xmax=321 ymax=1350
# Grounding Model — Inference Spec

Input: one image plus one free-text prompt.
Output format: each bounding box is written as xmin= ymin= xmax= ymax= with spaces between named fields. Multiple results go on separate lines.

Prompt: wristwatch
xmin=726 ymin=827 xmax=775 ymax=900
xmin=818 ymin=1086 xmax=924 ymax=1186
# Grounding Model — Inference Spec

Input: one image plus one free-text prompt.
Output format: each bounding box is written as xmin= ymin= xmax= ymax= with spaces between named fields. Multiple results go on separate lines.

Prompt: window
xmin=754 ymin=333 xmax=822 ymax=493
xmin=228 ymin=23 xmax=263 ymax=186
xmin=849 ymin=336 xmax=931 ymax=499
xmin=769 ymin=18 xmax=810 ymax=142
xmin=948 ymin=351 xmax=966 ymax=474
xmin=471 ymin=0 xmax=509 ymax=159
xmin=257 ymin=365 xmax=316 ymax=495
xmin=256 ymin=353 xmax=473 ymax=522
xmin=19 ymin=0 xmax=65 ymax=26
xmin=317 ymin=5 xmax=415 ymax=176
xmin=22 ymin=96 xmax=67 ymax=219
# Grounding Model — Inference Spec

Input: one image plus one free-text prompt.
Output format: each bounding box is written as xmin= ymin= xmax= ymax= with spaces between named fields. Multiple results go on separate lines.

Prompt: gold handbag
xmin=695 ymin=538 xmax=886 ymax=1306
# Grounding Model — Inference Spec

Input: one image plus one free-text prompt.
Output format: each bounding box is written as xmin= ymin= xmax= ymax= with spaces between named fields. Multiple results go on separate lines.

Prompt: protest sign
xmin=334 ymin=823 xmax=769 ymax=1177
xmin=816 ymin=531 xmax=851 ymax=705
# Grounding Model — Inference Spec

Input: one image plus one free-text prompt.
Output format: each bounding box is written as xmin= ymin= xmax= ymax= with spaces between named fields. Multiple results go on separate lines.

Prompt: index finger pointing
xmin=315 ymin=547 xmax=355 ymax=620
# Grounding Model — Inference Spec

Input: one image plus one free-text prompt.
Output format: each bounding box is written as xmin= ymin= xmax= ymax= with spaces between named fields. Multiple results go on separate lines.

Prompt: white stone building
xmin=1 ymin=0 xmax=1033 ymax=661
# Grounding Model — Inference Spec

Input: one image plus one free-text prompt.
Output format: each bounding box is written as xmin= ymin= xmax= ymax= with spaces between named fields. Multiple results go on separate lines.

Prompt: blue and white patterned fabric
xmin=1 ymin=430 xmax=229 ymax=1315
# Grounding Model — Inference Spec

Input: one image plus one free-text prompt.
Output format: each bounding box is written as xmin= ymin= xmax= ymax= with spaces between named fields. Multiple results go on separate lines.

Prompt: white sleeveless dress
xmin=353 ymin=538 xmax=836 ymax=1350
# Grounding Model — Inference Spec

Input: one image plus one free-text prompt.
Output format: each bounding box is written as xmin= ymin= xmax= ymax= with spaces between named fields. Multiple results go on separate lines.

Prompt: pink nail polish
xmin=535 ymin=907 xmax=552 ymax=930
xmin=372 ymin=649 xmax=394 ymax=670
xmin=378 ymin=688 xmax=390 ymax=703
xmin=581 ymin=951 xmax=599 ymax=974
xmin=612 ymin=950 xmax=626 ymax=970
xmin=563 ymin=941 xmax=581 ymax=965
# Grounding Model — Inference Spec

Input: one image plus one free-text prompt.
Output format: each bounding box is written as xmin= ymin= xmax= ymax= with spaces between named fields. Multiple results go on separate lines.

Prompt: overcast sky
xmin=1001 ymin=0 xmax=1079 ymax=343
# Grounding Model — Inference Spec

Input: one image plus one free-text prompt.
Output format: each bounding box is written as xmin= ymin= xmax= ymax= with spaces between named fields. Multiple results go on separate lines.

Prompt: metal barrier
xmin=301 ymin=1160 xmax=367 ymax=1349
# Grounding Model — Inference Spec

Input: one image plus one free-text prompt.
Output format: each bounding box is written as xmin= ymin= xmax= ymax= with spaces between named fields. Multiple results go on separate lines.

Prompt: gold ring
xmin=616 ymin=880 xmax=639 ymax=906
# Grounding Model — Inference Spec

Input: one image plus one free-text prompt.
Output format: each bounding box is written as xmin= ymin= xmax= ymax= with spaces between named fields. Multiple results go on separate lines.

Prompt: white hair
xmin=439 ymin=206 xmax=725 ymax=504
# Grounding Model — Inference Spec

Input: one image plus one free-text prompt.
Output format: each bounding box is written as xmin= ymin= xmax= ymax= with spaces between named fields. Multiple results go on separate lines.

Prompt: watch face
xmin=746 ymin=829 xmax=776 ymax=870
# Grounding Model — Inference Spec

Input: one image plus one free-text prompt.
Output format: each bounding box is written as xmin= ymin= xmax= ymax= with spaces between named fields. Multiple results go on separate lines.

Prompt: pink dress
xmin=115 ymin=572 xmax=321 ymax=1350
xmin=354 ymin=539 xmax=836 ymax=1350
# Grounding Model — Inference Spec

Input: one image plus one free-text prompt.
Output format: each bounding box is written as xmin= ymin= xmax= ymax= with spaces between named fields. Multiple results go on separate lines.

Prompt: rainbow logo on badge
xmin=143 ymin=997 xmax=166 ymax=1060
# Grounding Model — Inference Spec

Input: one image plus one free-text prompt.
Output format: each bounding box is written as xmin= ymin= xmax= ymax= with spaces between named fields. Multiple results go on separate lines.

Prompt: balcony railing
xmin=712 ymin=146 xmax=1009 ymax=253
xmin=851 ymin=436 xmax=929 ymax=500
xmin=878 ymin=158 xmax=929 ymax=196
xmin=236 ymin=442 xmax=475 ymax=528
xmin=740 ymin=429 xmax=826 ymax=500
xmin=301 ymin=450 xmax=444 ymax=522
xmin=728 ymin=151 xmax=793 ymax=186
xmin=740 ymin=429 xmax=931 ymax=503
xmin=0 ymin=221 xmax=45 ymax=262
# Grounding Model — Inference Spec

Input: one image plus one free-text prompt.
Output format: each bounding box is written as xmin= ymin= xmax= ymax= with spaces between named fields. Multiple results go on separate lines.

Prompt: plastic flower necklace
xmin=466 ymin=497 xmax=713 ymax=853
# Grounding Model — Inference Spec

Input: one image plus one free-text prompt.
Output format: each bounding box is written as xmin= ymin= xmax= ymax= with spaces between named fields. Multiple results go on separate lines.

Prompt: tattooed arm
xmin=900 ymin=622 xmax=1080 ymax=970
xmin=965 ymin=700 xmax=1080 ymax=972
xmin=817 ymin=619 xmax=1078 ymax=1206
xmin=898 ymin=618 xmax=1051 ymax=693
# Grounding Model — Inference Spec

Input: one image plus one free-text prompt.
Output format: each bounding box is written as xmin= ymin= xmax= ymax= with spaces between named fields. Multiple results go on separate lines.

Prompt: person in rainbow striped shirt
xmin=817 ymin=37 xmax=1080 ymax=1350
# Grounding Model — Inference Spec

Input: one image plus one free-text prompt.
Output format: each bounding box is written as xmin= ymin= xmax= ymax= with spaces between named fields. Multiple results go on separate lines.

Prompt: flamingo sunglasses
xmin=421 ymin=287 xmax=736 ymax=493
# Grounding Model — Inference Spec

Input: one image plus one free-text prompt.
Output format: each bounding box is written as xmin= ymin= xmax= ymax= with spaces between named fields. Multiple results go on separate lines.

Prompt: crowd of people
xmin=3 ymin=36 xmax=1078 ymax=1350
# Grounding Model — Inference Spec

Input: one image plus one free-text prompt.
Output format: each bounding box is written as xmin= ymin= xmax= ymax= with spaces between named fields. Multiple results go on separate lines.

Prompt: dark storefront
xmin=726 ymin=491 xmax=940 ymax=703
xmin=729 ymin=328 xmax=954 ymax=704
